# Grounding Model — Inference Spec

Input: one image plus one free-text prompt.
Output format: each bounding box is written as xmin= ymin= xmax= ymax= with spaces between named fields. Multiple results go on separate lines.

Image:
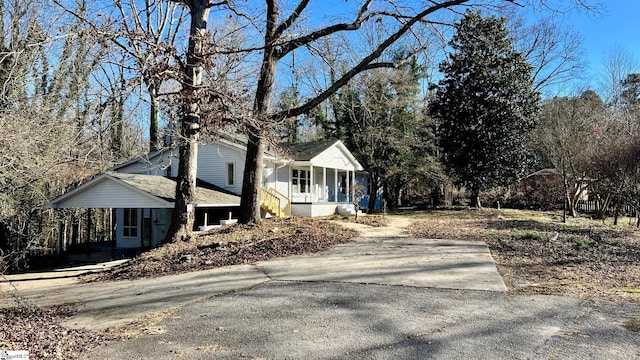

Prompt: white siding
xmin=52 ymin=178 xmax=170 ymax=208
xmin=311 ymin=145 xmax=358 ymax=171
xmin=263 ymin=163 xmax=276 ymax=188
xmin=192 ymin=142 xmax=246 ymax=194
xmin=116 ymin=142 xmax=246 ymax=194
xmin=275 ymin=167 xmax=290 ymax=197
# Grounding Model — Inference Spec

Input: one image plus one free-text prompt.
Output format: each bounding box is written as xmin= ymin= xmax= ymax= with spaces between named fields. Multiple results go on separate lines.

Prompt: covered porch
xmin=288 ymin=166 xmax=359 ymax=216
xmin=265 ymin=140 xmax=364 ymax=217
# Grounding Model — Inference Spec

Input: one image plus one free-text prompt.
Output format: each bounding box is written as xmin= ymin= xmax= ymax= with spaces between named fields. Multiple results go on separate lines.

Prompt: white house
xmin=45 ymin=135 xmax=366 ymax=248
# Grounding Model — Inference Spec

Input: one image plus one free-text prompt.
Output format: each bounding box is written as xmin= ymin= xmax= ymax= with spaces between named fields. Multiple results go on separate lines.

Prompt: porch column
xmin=351 ymin=171 xmax=356 ymax=203
xmin=288 ymin=166 xmax=292 ymax=199
xmin=309 ymin=165 xmax=314 ymax=202
xmin=346 ymin=171 xmax=350 ymax=203
xmin=322 ymin=167 xmax=326 ymax=202
xmin=334 ymin=169 xmax=338 ymax=203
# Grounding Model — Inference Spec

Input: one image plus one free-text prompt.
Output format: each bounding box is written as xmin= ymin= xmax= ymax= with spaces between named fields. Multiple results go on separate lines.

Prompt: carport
xmin=45 ymin=172 xmax=240 ymax=249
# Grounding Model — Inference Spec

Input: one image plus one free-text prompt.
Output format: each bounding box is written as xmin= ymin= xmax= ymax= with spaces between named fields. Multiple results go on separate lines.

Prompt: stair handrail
xmin=260 ymin=187 xmax=291 ymax=217
xmin=260 ymin=187 xmax=283 ymax=217
xmin=267 ymin=187 xmax=291 ymax=217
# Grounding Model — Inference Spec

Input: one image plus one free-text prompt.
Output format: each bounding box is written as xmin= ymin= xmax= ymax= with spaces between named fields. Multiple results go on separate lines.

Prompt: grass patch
xmin=519 ymin=231 xmax=545 ymax=241
xmin=569 ymin=236 xmax=598 ymax=250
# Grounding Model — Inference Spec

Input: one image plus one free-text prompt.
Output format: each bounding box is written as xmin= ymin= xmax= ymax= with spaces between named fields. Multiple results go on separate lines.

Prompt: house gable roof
xmin=526 ymin=168 xmax=560 ymax=177
xmin=282 ymin=140 xmax=363 ymax=171
xmin=283 ymin=140 xmax=341 ymax=161
xmin=111 ymin=131 xmax=280 ymax=173
xmin=45 ymin=172 xmax=240 ymax=209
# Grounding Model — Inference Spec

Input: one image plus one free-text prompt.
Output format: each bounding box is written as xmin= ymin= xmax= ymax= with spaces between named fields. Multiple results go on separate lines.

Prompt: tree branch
xmin=273 ymin=0 xmax=310 ymax=39
xmin=274 ymin=0 xmax=470 ymax=119
xmin=274 ymin=0 xmax=374 ymax=58
xmin=274 ymin=62 xmax=395 ymax=120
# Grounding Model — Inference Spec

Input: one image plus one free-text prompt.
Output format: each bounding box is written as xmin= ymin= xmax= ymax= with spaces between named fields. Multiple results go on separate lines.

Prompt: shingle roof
xmin=281 ymin=139 xmax=340 ymax=161
xmin=109 ymin=172 xmax=240 ymax=206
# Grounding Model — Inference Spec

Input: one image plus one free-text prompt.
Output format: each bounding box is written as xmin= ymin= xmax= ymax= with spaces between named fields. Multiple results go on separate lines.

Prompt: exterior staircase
xmin=260 ymin=187 xmax=291 ymax=218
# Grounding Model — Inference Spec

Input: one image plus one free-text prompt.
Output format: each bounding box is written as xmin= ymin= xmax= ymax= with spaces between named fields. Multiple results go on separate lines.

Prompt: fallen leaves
xmin=0 ymin=304 xmax=122 ymax=360
xmin=85 ymin=218 xmax=358 ymax=282
xmin=409 ymin=209 xmax=640 ymax=303
xmin=1 ymin=218 xmax=357 ymax=359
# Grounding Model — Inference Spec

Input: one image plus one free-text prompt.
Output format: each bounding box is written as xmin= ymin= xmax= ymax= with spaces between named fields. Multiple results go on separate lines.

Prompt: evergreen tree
xmin=327 ymin=55 xmax=441 ymax=211
xmin=430 ymin=10 xmax=540 ymax=207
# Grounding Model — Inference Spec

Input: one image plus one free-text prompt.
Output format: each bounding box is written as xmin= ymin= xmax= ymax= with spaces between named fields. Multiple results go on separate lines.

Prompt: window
xmin=292 ymin=168 xmax=310 ymax=193
xmin=226 ymin=162 xmax=235 ymax=186
xmin=123 ymin=208 xmax=138 ymax=238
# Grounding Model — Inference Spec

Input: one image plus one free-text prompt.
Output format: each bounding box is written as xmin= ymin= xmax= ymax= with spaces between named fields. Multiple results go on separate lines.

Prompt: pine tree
xmin=325 ymin=55 xmax=441 ymax=211
xmin=430 ymin=10 xmax=540 ymax=207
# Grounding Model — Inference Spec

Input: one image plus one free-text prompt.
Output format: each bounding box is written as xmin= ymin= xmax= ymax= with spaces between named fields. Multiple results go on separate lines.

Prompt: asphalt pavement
xmin=85 ymin=282 xmax=640 ymax=359
xmin=2 ymin=216 xmax=639 ymax=359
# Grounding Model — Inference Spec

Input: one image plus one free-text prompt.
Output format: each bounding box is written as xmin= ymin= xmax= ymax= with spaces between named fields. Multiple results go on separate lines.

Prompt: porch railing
xmin=260 ymin=187 xmax=291 ymax=217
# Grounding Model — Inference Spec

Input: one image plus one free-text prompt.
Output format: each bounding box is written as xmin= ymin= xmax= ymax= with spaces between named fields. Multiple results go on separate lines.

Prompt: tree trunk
xmin=164 ymin=2 xmax=209 ymax=242
xmin=239 ymin=127 xmax=264 ymax=224
xmin=560 ymin=172 xmax=568 ymax=222
xmin=471 ymin=190 xmax=482 ymax=209
xmin=148 ymin=81 xmax=161 ymax=151
xmin=568 ymin=194 xmax=578 ymax=218
xmin=239 ymin=2 xmax=277 ymax=224
xmin=165 ymin=123 xmax=199 ymax=242
xmin=613 ymin=195 xmax=623 ymax=225
xmin=110 ymin=80 xmax=125 ymax=158
xmin=563 ymin=172 xmax=578 ymax=218
xmin=367 ymin=168 xmax=380 ymax=213
xmin=595 ymin=193 xmax=611 ymax=220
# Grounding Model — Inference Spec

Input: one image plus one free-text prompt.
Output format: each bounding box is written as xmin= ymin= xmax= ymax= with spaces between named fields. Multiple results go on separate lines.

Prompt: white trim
xmin=292 ymin=167 xmax=311 ymax=194
xmin=225 ymin=162 xmax=236 ymax=186
xmin=195 ymin=203 xmax=240 ymax=207
xmin=308 ymin=140 xmax=363 ymax=171
xmin=122 ymin=208 xmax=139 ymax=238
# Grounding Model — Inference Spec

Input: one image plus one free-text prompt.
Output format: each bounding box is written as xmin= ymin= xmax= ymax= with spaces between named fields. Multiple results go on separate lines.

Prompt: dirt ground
xmin=408 ymin=209 xmax=640 ymax=304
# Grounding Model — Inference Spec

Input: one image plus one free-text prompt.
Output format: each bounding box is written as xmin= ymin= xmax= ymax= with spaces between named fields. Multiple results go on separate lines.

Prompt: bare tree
xmin=163 ymin=0 xmax=233 ymax=242
xmin=598 ymin=46 xmax=638 ymax=106
xmin=53 ymin=0 xmax=188 ymax=152
xmin=154 ymin=0 xmax=597 ymax=234
xmin=509 ymin=14 xmax=586 ymax=95
xmin=238 ymin=0 xmax=491 ymax=224
xmin=0 ymin=0 xmax=125 ymax=269
xmin=532 ymin=91 xmax=604 ymax=218
xmin=591 ymin=119 xmax=640 ymax=223
xmin=111 ymin=0 xmax=188 ymax=151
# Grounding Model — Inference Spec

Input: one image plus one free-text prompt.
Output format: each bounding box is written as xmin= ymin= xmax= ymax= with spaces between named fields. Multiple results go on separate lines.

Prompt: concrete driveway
xmin=2 ymin=216 xmax=639 ymax=359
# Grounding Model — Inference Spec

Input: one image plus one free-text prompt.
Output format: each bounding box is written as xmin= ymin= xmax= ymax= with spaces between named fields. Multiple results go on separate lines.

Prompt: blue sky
xmin=560 ymin=1 xmax=640 ymax=88
xmin=288 ymin=1 xmax=638 ymax=95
